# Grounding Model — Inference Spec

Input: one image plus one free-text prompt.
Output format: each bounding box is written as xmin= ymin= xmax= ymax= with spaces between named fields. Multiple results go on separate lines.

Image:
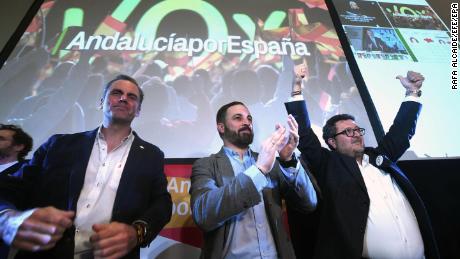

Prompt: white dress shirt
xmin=74 ymin=128 xmax=134 ymax=257
xmin=359 ymin=154 xmax=424 ymax=259
xmin=0 ymin=161 xmax=18 ymax=173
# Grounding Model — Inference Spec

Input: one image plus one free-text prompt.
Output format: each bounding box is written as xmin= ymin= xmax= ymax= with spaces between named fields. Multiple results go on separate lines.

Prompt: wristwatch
xmin=132 ymin=220 xmax=148 ymax=247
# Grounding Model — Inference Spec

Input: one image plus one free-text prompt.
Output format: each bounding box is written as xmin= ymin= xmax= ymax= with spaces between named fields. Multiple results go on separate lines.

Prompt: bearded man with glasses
xmin=285 ymin=68 xmax=439 ymax=259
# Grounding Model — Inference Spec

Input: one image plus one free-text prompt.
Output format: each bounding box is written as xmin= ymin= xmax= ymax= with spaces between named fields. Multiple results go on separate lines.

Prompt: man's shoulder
xmin=45 ymin=129 xmax=96 ymax=145
xmin=132 ymin=133 xmax=164 ymax=156
xmin=194 ymin=153 xmax=219 ymax=163
xmin=193 ymin=149 xmax=225 ymax=166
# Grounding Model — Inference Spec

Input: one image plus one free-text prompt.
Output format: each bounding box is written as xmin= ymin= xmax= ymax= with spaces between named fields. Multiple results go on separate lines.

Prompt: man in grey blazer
xmin=190 ymin=101 xmax=317 ymax=259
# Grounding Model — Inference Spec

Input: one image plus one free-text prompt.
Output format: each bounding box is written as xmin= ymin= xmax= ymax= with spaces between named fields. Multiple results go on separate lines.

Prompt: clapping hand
xmin=256 ymin=125 xmax=287 ymax=174
xmin=279 ymin=115 xmax=299 ymax=162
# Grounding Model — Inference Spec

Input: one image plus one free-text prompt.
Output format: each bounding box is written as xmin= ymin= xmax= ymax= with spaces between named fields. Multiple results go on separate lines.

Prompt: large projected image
xmin=0 ymin=0 xmax=376 ymax=160
xmin=334 ymin=0 xmax=457 ymax=159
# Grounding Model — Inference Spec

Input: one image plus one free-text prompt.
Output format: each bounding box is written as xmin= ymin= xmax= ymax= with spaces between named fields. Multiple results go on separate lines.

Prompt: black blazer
xmin=0 ymin=129 xmax=172 ymax=259
xmin=285 ymin=100 xmax=439 ymax=259
xmin=0 ymin=160 xmax=28 ymax=177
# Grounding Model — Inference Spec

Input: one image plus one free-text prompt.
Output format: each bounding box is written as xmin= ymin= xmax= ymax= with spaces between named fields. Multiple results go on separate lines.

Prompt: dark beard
xmin=223 ymin=125 xmax=254 ymax=148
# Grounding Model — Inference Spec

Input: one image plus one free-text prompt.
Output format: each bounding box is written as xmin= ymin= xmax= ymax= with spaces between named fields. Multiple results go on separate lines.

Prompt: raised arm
xmin=277 ymin=114 xmax=317 ymax=213
xmin=284 ymin=64 xmax=330 ymax=179
xmin=377 ymin=71 xmax=424 ymax=161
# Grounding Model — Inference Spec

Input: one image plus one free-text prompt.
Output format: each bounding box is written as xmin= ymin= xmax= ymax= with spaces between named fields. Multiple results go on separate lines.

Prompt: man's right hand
xmin=256 ymin=125 xmax=287 ymax=174
xmin=11 ymin=207 xmax=74 ymax=251
xmin=293 ymin=64 xmax=307 ymax=92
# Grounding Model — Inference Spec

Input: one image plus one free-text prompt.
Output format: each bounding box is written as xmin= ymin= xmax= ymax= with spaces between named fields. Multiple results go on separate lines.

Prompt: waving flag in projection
xmin=252 ymin=20 xmax=288 ymax=66
xmin=249 ymin=53 xmax=281 ymax=68
xmin=297 ymin=0 xmax=328 ymax=10
xmin=163 ymin=51 xmax=191 ymax=67
xmin=94 ymin=0 xmax=142 ymax=36
xmin=26 ymin=1 xmax=54 ymax=33
xmin=256 ymin=8 xmax=343 ymax=61
xmin=184 ymin=52 xmax=223 ymax=76
xmin=94 ymin=15 xmax=127 ymax=36
xmin=256 ymin=18 xmax=291 ymax=42
xmin=289 ymin=8 xmax=344 ymax=60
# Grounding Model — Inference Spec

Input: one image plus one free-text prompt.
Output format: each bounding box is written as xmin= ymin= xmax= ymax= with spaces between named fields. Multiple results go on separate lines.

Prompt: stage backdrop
xmin=0 ymin=0 xmax=379 ymax=257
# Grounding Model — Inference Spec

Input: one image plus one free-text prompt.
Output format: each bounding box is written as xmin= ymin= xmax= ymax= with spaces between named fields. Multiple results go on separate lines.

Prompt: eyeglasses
xmin=333 ymin=127 xmax=365 ymax=138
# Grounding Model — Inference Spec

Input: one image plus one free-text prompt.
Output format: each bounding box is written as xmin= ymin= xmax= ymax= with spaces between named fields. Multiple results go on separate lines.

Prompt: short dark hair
xmin=322 ymin=114 xmax=355 ymax=149
xmin=216 ymin=101 xmax=246 ymax=137
xmin=102 ymin=74 xmax=144 ymax=104
xmin=0 ymin=124 xmax=33 ymax=161
xmin=216 ymin=101 xmax=246 ymax=124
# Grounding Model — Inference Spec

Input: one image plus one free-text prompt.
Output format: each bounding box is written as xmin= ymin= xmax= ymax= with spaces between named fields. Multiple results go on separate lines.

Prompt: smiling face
xmin=218 ymin=104 xmax=254 ymax=149
xmin=327 ymin=119 xmax=365 ymax=159
xmin=101 ymin=79 xmax=141 ymax=125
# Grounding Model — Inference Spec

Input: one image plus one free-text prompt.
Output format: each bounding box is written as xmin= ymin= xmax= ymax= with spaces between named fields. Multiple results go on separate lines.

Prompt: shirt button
xmin=257 ymin=224 xmax=263 ymax=229
xmin=97 ymin=182 xmax=101 ymax=187
xmin=76 ymin=228 xmax=79 ymax=233
xmin=86 ymin=204 xmax=90 ymax=208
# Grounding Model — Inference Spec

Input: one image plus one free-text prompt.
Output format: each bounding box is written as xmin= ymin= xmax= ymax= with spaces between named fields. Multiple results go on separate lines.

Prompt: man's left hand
xmin=396 ymin=70 xmax=425 ymax=92
xmin=279 ymin=114 xmax=299 ymax=161
xmin=90 ymin=222 xmax=137 ymax=259
xmin=293 ymin=64 xmax=307 ymax=92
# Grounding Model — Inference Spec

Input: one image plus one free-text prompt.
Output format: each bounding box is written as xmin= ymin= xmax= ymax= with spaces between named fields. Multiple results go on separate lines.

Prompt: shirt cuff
xmin=279 ymin=160 xmax=301 ymax=183
xmin=403 ymin=95 xmax=421 ymax=103
xmin=244 ymin=165 xmax=269 ymax=192
xmin=0 ymin=209 xmax=37 ymax=245
xmin=288 ymin=95 xmax=305 ymax=102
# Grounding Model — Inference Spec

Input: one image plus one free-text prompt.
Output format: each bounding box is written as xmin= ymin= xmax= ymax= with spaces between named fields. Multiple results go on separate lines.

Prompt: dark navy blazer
xmin=0 ymin=129 xmax=172 ymax=259
xmin=285 ymin=100 xmax=439 ymax=259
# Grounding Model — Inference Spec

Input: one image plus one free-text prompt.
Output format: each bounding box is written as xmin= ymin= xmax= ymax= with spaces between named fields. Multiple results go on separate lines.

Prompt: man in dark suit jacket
xmin=0 ymin=75 xmax=172 ymax=259
xmin=0 ymin=124 xmax=33 ymax=259
xmin=285 ymin=68 xmax=439 ymax=259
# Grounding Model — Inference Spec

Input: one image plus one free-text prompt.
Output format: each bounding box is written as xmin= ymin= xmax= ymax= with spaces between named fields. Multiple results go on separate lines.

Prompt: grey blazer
xmin=190 ymin=147 xmax=316 ymax=259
